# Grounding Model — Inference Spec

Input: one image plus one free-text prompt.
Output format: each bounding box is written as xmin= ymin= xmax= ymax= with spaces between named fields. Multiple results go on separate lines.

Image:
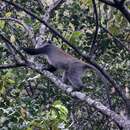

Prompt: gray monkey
xmin=22 ymin=41 xmax=99 ymax=90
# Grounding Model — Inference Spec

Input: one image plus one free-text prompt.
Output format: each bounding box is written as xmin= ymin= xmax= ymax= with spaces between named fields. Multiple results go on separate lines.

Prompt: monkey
xmin=22 ymin=41 xmax=101 ymax=90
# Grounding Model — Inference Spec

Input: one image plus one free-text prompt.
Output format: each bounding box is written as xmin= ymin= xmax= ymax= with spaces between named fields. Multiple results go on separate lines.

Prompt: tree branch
xmin=36 ymin=0 xmax=65 ymax=47
xmin=36 ymin=0 xmax=45 ymax=12
xmin=0 ymin=17 xmax=30 ymax=36
xmin=101 ymin=26 xmax=130 ymax=53
xmin=89 ymin=0 xmax=99 ymax=58
xmin=99 ymin=0 xmax=116 ymax=6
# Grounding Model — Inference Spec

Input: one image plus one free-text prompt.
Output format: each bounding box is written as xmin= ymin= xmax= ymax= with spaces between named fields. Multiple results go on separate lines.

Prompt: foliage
xmin=0 ymin=0 xmax=130 ymax=130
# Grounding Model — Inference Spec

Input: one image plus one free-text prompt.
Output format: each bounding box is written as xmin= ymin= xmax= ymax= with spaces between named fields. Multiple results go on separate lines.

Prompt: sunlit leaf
xmin=46 ymin=0 xmax=53 ymax=5
xmin=7 ymin=79 xmax=15 ymax=84
xmin=51 ymin=100 xmax=68 ymax=121
xmin=10 ymin=35 xmax=16 ymax=43
xmin=20 ymin=107 xmax=27 ymax=119
xmin=0 ymin=20 xmax=5 ymax=29
xmin=108 ymin=24 xmax=119 ymax=36
xmin=17 ymin=11 xmax=26 ymax=17
xmin=69 ymin=31 xmax=82 ymax=44
xmin=80 ymin=0 xmax=92 ymax=7
xmin=5 ymin=12 xmax=12 ymax=17
xmin=26 ymin=128 xmax=32 ymax=130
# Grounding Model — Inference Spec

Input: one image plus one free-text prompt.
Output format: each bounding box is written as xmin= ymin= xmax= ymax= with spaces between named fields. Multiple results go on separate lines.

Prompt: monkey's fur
xmin=22 ymin=41 xmax=99 ymax=90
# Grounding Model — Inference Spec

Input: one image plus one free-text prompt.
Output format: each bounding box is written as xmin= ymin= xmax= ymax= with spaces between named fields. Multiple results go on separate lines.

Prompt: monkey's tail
xmin=84 ymin=63 xmax=94 ymax=70
xmin=85 ymin=63 xmax=109 ymax=84
xmin=22 ymin=47 xmax=44 ymax=55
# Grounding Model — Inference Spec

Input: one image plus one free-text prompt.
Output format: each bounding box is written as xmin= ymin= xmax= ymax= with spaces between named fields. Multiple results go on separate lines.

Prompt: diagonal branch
xmin=99 ymin=0 xmax=116 ymax=6
xmin=101 ymin=26 xmax=130 ymax=53
xmin=0 ymin=17 xmax=31 ymax=36
xmin=36 ymin=0 xmax=45 ymax=12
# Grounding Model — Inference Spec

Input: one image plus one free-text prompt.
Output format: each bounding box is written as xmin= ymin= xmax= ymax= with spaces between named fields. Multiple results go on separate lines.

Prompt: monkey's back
xmin=46 ymin=44 xmax=86 ymax=70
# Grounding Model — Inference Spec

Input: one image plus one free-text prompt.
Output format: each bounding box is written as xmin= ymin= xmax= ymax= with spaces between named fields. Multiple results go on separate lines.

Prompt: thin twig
xmin=0 ymin=17 xmax=36 ymax=46
xmin=89 ymin=0 xmax=99 ymax=58
xmin=0 ymin=33 xmax=28 ymax=62
xmin=0 ymin=63 xmax=27 ymax=69
xmin=36 ymin=0 xmax=45 ymax=12
xmin=101 ymin=26 xmax=130 ymax=53
xmin=0 ymin=17 xmax=29 ymax=36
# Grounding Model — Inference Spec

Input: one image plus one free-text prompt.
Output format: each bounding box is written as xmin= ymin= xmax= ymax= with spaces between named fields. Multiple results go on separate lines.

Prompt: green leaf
xmin=10 ymin=35 xmax=16 ymax=43
xmin=5 ymin=12 xmax=12 ymax=17
xmin=108 ymin=24 xmax=119 ymax=36
xmin=80 ymin=0 xmax=92 ymax=7
xmin=69 ymin=31 xmax=82 ymax=44
xmin=7 ymin=79 xmax=15 ymax=84
xmin=51 ymin=100 xmax=68 ymax=121
xmin=0 ymin=20 xmax=5 ymax=29
xmin=26 ymin=128 xmax=32 ymax=130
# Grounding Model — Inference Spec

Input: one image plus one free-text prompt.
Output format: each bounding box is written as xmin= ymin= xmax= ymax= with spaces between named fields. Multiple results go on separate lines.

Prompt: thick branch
xmin=99 ymin=0 xmax=116 ymax=6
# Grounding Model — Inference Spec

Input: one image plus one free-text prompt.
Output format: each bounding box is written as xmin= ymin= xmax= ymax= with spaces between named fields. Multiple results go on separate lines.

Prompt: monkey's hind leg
xmin=67 ymin=74 xmax=85 ymax=91
xmin=67 ymin=64 xmax=86 ymax=90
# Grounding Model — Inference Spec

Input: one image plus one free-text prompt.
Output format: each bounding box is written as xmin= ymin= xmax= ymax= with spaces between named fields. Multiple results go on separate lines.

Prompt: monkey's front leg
xmin=43 ymin=64 xmax=57 ymax=72
xmin=63 ymin=71 xmax=85 ymax=91
xmin=62 ymin=71 xmax=69 ymax=83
